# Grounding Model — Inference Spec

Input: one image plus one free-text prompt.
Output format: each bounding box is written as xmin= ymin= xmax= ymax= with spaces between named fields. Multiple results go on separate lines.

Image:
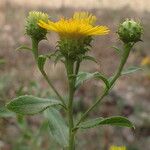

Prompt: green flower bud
xmin=117 ymin=19 xmax=143 ymax=43
xmin=25 ymin=11 xmax=49 ymax=41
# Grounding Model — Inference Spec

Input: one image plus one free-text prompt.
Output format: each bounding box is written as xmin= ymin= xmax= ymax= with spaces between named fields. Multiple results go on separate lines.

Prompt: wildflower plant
xmin=6 ymin=11 xmax=143 ymax=150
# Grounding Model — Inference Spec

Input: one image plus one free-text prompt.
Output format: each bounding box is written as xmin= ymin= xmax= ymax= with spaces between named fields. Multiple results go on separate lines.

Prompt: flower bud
xmin=117 ymin=19 xmax=143 ymax=43
xmin=25 ymin=11 xmax=48 ymax=41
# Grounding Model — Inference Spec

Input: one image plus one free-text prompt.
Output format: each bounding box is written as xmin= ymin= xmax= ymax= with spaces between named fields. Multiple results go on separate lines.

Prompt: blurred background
xmin=0 ymin=0 xmax=150 ymax=150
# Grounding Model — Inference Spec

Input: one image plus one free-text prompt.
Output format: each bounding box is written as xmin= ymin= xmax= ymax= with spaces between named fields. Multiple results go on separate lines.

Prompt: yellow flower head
xmin=109 ymin=145 xmax=126 ymax=150
xmin=38 ymin=12 xmax=109 ymax=38
xmin=141 ymin=56 xmax=150 ymax=66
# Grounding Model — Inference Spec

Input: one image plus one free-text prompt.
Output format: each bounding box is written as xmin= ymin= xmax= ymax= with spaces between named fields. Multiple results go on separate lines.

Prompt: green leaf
xmin=78 ymin=116 xmax=135 ymax=129
xmin=112 ymin=46 xmax=122 ymax=55
xmin=77 ymin=117 xmax=103 ymax=129
xmin=76 ymin=72 xmax=109 ymax=89
xmin=44 ymin=108 xmax=69 ymax=147
xmin=0 ymin=106 xmax=15 ymax=118
xmin=108 ymin=66 xmax=142 ymax=84
xmin=38 ymin=55 xmax=46 ymax=71
xmin=82 ymin=55 xmax=97 ymax=63
xmin=6 ymin=95 xmax=62 ymax=115
xmin=94 ymin=72 xmax=110 ymax=89
xmin=16 ymin=45 xmax=32 ymax=51
xmin=122 ymin=66 xmax=142 ymax=75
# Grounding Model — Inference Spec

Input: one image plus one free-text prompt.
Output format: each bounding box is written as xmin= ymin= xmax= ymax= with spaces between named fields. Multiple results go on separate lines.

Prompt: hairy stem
xmin=32 ymin=38 xmax=39 ymax=60
xmin=40 ymin=70 xmax=66 ymax=109
xmin=110 ymin=43 xmax=133 ymax=85
xmin=66 ymin=59 xmax=76 ymax=150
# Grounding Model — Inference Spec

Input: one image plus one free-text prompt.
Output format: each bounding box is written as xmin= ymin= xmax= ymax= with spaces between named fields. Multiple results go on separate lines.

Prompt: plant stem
xmin=75 ymin=60 xmax=80 ymax=75
xmin=109 ymin=43 xmax=133 ymax=86
xmin=40 ymin=70 xmax=67 ymax=109
xmin=66 ymin=59 xmax=76 ymax=150
xmin=32 ymin=38 xmax=39 ymax=60
xmin=76 ymin=43 xmax=133 ymax=126
xmin=31 ymin=38 xmax=66 ymax=108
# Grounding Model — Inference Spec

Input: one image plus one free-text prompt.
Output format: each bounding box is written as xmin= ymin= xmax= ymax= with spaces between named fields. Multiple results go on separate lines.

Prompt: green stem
xmin=75 ymin=60 xmax=80 ymax=75
xmin=76 ymin=43 xmax=133 ymax=126
xmin=66 ymin=59 xmax=76 ymax=150
xmin=40 ymin=70 xmax=67 ymax=109
xmin=31 ymin=38 xmax=66 ymax=109
xmin=32 ymin=38 xmax=39 ymax=61
xmin=109 ymin=43 xmax=133 ymax=86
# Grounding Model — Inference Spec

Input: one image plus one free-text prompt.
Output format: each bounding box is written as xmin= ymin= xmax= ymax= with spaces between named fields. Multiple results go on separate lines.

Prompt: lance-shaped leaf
xmin=6 ymin=95 xmax=62 ymax=115
xmin=108 ymin=66 xmax=142 ymax=85
xmin=76 ymin=72 xmax=109 ymax=89
xmin=112 ymin=46 xmax=122 ymax=55
xmin=77 ymin=117 xmax=103 ymax=129
xmin=44 ymin=108 xmax=69 ymax=147
xmin=16 ymin=45 xmax=32 ymax=51
xmin=122 ymin=66 xmax=142 ymax=75
xmin=78 ymin=116 xmax=135 ymax=129
xmin=82 ymin=55 xmax=97 ymax=63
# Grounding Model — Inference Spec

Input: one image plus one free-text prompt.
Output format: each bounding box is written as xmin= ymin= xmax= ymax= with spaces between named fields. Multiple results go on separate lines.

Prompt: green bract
xmin=117 ymin=19 xmax=143 ymax=43
xmin=25 ymin=11 xmax=49 ymax=41
xmin=57 ymin=36 xmax=92 ymax=61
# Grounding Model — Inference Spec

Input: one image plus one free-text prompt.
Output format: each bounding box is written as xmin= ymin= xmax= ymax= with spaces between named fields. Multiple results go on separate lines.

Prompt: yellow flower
xmin=141 ymin=56 xmax=150 ymax=66
xmin=109 ymin=145 xmax=126 ymax=150
xmin=38 ymin=12 xmax=109 ymax=38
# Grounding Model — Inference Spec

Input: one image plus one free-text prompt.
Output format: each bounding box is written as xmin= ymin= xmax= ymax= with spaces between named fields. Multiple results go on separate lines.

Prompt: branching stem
xmin=75 ymin=43 xmax=133 ymax=127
